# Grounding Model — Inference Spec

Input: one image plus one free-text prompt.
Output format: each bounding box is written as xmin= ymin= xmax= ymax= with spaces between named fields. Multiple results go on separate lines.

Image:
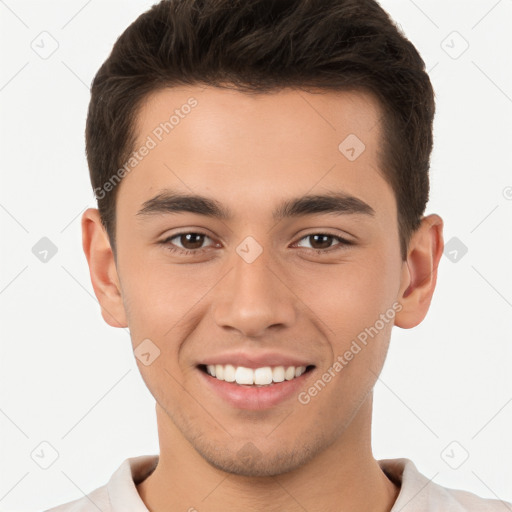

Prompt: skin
xmin=82 ymin=86 xmax=443 ymax=511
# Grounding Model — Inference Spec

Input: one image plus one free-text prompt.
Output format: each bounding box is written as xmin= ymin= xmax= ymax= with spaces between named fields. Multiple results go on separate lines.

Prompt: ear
xmin=81 ymin=208 xmax=128 ymax=328
xmin=394 ymin=214 xmax=444 ymax=329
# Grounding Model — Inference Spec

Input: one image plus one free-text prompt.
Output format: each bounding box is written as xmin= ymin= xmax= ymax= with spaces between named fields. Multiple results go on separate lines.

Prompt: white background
xmin=0 ymin=0 xmax=511 ymax=510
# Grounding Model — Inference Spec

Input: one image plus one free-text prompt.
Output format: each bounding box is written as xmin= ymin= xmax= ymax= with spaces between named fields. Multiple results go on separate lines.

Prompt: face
xmin=108 ymin=86 xmax=409 ymax=476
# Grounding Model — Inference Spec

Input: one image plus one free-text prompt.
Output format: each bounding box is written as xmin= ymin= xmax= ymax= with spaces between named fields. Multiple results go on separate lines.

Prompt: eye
xmin=159 ymin=231 xmax=353 ymax=257
xmin=294 ymin=233 xmax=353 ymax=252
xmin=161 ymin=232 xmax=217 ymax=254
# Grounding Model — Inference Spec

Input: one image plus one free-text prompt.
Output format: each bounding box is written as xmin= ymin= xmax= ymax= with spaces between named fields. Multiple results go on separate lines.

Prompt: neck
xmin=137 ymin=393 xmax=399 ymax=512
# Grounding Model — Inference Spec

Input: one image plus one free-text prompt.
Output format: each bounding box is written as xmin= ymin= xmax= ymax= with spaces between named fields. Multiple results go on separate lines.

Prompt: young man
xmin=47 ymin=0 xmax=510 ymax=510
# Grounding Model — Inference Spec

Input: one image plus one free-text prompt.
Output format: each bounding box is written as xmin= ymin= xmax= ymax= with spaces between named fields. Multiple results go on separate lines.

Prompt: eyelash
xmin=160 ymin=231 xmax=353 ymax=256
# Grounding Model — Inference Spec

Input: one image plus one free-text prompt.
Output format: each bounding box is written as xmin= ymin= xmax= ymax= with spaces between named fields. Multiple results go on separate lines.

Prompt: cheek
xmin=297 ymin=251 xmax=399 ymax=336
xmin=117 ymin=252 xmax=217 ymax=347
xmin=118 ymin=260 xmax=209 ymax=398
xmin=293 ymin=249 xmax=401 ymax=398
xmin=295 ymin=253 xmax=400 ymax=414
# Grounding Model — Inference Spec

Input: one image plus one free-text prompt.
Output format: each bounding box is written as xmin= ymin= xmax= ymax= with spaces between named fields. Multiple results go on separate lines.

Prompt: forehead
xmin=120 ymin=85 xmax=395 ymax=222
xmin=135 ymin=85 xmax=382 ymax=159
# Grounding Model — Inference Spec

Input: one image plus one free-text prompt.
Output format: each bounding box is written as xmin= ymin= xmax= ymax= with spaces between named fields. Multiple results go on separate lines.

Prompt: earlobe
xmin=394 ymin=214 xmax=444 ymax=329
xmin=81 ymin=208 xmax=128 ymax=328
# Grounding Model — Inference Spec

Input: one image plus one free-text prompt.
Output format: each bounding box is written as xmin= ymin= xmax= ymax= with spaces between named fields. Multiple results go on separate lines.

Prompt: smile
xmin=202 ymin=364 xmax=313 ymax=386
xmin=196 ymin=352 xmax=317 ymax=409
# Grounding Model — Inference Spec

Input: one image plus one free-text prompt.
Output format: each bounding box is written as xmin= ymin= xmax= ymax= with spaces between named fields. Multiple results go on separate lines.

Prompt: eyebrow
xmin=137 ymin=190 xmax=375 ymax=220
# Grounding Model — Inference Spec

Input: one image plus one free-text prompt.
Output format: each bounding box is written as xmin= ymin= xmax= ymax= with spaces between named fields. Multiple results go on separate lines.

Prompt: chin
xmin=192 ymin=435 xmax=327 ymax=477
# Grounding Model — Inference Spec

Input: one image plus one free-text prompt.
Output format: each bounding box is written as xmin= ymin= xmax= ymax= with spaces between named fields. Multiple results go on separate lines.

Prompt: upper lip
xmin=198 ymin=351 xmax=314 ymax=369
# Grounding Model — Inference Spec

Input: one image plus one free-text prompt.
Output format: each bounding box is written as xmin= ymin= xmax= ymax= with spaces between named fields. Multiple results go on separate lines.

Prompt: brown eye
xmin=177 ymin=233 xmax=207 ymax=250
xmin=295 ymin=233 xmax=352 ymax=252
xmin=308 ymin=234 xmax=335 ymax=250
xmin=162 ymin=232 xmax=216 ymax=253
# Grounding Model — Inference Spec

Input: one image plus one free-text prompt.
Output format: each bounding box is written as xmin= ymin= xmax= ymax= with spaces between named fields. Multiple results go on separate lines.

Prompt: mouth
xmin=195 ymin=354 xmax=317 ymax=409
xmin=198 ymin=363 xmax=315 ymax=386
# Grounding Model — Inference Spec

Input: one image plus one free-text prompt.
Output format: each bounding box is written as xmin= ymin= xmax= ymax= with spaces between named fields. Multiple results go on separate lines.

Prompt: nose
xmin=212 ymin=248 xmax=297 ymax=338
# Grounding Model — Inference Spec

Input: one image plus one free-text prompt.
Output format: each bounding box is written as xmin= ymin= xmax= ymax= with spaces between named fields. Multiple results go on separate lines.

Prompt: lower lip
xmin=197 ymin=367 xmax=314 ymax=410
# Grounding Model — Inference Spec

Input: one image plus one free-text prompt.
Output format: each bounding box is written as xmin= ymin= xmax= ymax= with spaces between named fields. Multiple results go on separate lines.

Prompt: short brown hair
xmin=86 ymin=0 xmax=435 ymax=260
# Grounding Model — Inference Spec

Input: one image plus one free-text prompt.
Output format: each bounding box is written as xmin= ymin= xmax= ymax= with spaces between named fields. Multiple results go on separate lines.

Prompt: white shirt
xmin=45 ymin=455 xmax=510 ymax=511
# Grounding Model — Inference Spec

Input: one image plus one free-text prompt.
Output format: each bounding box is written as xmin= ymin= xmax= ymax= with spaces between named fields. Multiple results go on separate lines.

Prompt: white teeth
xmin=204 ymin=364 xmax=308 ymax=385
xmin=235 ymin=366 xmax=254 ymax=385
xmin=223 ymin=364 xmax=236 ymax=382
xmin=295 ymin=366 xmax=306 ymax=378
xmin=285 ymin=366 xmax=296 ymax=380
xmin=254 ymin=367 xmax=273 ymax=385
xmin=272 ymin=366 xmax=285 ymax=382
